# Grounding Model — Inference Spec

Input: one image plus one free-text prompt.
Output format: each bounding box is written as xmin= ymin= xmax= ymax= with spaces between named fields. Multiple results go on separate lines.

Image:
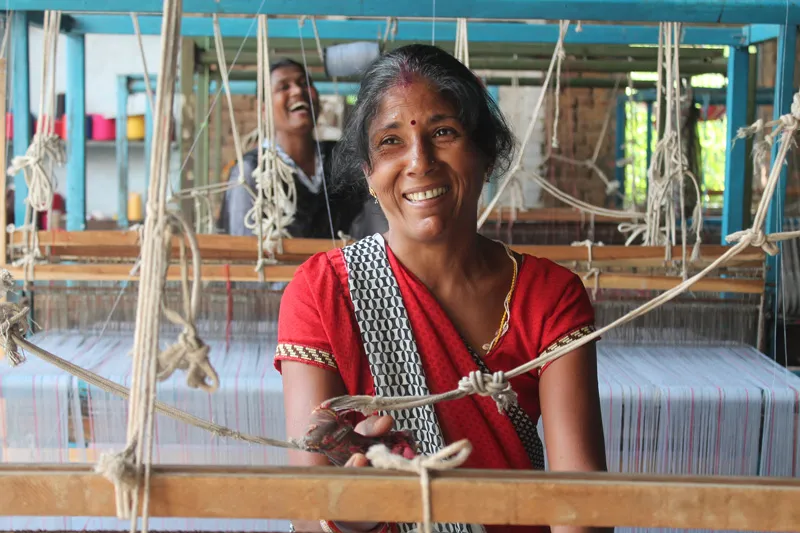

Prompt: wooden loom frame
xmin=3 ymin=230 xmax=767 ymax=293
xmin=0 ymin=8 xmax=797 ymax=533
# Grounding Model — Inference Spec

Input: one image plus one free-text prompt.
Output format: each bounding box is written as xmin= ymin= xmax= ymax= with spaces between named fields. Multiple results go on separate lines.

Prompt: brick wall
xmin=540 ymin=85 xmax=619 ymax=208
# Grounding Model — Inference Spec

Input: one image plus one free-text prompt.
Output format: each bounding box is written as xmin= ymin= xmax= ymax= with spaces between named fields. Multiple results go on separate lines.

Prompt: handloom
xmin=2 ymin=4 xmax=800 ymax=533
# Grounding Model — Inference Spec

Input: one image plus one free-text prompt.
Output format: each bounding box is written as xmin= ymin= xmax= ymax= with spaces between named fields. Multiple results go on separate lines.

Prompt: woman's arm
xmin=282 ymin=360 xmax=346 ymax=532
xmin=281 ymin=361 xmax=390 ymax=533
xmin=538 ymin=340 xmax=612 ymax=533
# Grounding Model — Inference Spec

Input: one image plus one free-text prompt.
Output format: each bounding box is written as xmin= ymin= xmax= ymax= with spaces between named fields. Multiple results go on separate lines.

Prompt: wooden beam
xmin=0 ymin=263 xmax=764 ymax=294
xmin=2 ymin=464 xmax=799 ymax=531
xmin=10 ymin=231 xmax=766 ymax=267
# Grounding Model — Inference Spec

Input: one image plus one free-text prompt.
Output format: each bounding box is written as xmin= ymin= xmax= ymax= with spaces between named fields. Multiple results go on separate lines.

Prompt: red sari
xmin=275 ymin=239 xmax=595 ymax=533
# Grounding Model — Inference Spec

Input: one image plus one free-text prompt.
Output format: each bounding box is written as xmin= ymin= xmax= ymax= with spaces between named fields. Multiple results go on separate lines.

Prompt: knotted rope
xmin=367 ymin=439 xmax=473 ymax=533
xmin=156 ymin=211 xmax=219 ymax=392
xmin=246 ymin=15 xmax=298 ymax=266
xmin=0 ymin=271 xmax=28 ymax=367
xmin=6 ymin=10 xmax=65 ymax=285
xmin=458 ymin=371 xmax=518 ymax=413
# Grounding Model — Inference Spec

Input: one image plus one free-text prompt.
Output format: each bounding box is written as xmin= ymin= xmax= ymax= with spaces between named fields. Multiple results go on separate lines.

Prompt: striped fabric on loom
xmin=0 ymin=331 xmax=290 ymax=532
xmin=1 ymin=335 xmax=799 ymax=532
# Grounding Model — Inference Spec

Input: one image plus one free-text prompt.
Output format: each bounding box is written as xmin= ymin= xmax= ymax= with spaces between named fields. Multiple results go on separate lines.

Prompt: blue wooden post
xmin=615 ymin=96 xmax=627 ymax=207
xmin=11 ymin=12 xmax=30 ymax=228
xmin=721 ymin=45 xmax=750 ymax=242
xmin=65 ymin=32 xmax=86 ymax=231
xmin=765 ymin=25 xmax=797 ymax=271
xmin=116 ymin=75 xmax=130 ymax=228
xmin=765 ymin=24 xmax=797 ymax=357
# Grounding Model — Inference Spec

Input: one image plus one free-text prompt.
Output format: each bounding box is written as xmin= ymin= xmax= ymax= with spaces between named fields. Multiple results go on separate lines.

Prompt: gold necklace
xmin=482 ymin=243 xmax=518 ymax=353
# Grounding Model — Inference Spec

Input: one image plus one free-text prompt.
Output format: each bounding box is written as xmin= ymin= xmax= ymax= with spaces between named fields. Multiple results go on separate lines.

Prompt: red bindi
xmin=410 ymin=120 xmax=417 ymax=125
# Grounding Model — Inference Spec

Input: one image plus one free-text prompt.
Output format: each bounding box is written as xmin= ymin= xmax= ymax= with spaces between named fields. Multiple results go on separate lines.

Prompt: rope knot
xmin=725 ymin=229 xmax=780 ymax=256
xmin=366 ymin=439 xmax=473 ymax=533
xmin=0 ymin=301 xmax=29 ymax=367
xmin=458 ymin=370 xmax=518 ymax=413
xmin=95 ymin=444 xmax=138 ymax=519
xmin=158 ymin=310 xmax=220 ymax=393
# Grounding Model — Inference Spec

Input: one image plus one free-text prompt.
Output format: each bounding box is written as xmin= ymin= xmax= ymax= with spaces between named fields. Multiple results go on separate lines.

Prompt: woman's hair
xmin=331 ymin=44 xmax=515 ymax=194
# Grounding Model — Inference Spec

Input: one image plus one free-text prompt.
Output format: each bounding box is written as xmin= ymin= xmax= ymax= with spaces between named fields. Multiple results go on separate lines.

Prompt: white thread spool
xmin=324 ymin=41 xmax=381 ymax=78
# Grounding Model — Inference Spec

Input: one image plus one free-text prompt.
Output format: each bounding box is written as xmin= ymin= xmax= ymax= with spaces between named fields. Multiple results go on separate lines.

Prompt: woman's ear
xmin=484 ymin=164 xmax=494 ymax=183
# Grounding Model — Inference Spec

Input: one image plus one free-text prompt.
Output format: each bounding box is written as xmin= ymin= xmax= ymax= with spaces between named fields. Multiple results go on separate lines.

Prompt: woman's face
xmin=366 ymin=77 xmax=488 ymax=244
xmin=271 ymin=65 xmax=320 ymax=135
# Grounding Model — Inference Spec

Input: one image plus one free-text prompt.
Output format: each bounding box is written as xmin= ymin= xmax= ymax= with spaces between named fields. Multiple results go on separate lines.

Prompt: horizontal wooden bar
xmin=1 ymin=263 xmax=764 ymax=293
xmin=10 ymin=231 xmax=766 ymax=266
xmin=2 ymin=263 xmax=297 ymax=282
xmin=2 ymin=464 xmax=799 ymax=531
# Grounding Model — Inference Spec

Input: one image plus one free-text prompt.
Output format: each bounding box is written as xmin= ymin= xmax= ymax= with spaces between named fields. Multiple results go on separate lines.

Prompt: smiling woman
xmin=275 ymin=44 xmax=609 ymax=533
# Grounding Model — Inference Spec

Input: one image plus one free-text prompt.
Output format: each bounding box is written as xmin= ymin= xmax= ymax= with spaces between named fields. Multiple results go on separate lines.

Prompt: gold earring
xmin=369 ymin=187 xmax=378 ymax=204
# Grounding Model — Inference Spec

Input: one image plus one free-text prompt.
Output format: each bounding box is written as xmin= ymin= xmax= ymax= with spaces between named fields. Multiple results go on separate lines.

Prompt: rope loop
xmin=458 ymin=370 xmax=518 ymax=413
xmin=366 ymin=439 xmax=473 ymax=533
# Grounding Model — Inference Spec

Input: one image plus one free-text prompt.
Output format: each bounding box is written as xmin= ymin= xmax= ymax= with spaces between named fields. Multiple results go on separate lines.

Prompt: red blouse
xmin=275 ymin=243 xmax=596 ymax=533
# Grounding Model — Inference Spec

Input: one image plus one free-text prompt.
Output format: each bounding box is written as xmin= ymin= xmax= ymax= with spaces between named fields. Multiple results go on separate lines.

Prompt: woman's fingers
xmin=354 ymin=414 xmax=394 ymax=437
xmin=344 ymin=453 xmax=370 ymax=468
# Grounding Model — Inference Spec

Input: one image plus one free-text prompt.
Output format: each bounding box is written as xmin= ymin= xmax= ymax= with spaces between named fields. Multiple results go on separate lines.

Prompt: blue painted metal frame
xmin=721 ymin=45 xmax=750 ymax=241
xmin=10 ymin=0 xmax=800 ymax=24
xmin=67 ymin=16 xmax=748 ymax=46
xmin=65 ymin=33 xmax=86 ymax=231
xmin=745 ymin=24 xmax=782 ymax=44
xmin=632 ymin=87 xmax=780 ymax=106
xmin=765 ymin=24 xmax=798 ymax=294
xmin=11 ymin=12 xmax=30 ymax=228
xmin=117 ymin=75 xmax=130 ymax=228
xmin=128 ymin=78 xmax=360 ymax=96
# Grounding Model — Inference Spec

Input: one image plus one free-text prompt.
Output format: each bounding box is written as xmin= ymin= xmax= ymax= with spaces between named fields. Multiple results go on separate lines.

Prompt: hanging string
xmin=247 ymin=15 xmax=298 ymax=267
xmin=6 ymin=10 xmax=65 ymax=284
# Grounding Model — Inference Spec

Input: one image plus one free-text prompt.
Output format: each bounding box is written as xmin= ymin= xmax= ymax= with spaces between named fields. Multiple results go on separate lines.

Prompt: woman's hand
xmin=333 ymin=414 xmax=396 ymax=533
xmin=343 ymin=414 xmax=396 ymax=467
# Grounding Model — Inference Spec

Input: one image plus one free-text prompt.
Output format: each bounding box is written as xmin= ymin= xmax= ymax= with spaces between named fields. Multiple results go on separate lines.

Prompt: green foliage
xmin=623 ymin=75 xmax=728 ymax=211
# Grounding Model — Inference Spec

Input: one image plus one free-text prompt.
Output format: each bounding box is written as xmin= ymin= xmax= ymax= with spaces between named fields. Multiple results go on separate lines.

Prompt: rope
xmin=0 ymin=279 xmax=28 ymax=366
xmin=6 ymin=10 xmax=65 ymax=285
xmin=96 ymin=5 xmax=191 ymax=533
xmin=477 ymin=20 xmax=570 ymax=228
xmin=156 ymin=211 xmax=219 ymax=392
xmin=248 ymin=15 xmax=298 ymax=265
xmin=366 ymin=440 xmax=473 ymax=533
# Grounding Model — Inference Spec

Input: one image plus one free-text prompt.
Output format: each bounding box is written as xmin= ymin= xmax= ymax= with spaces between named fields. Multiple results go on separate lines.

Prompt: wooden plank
xmin=12 ymin=231 xmax=766 ymax=266
xmin=0 ymin=263 xmax=764 ymax=293
xmin=1 ymin=464 xmax=799 ymax=531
